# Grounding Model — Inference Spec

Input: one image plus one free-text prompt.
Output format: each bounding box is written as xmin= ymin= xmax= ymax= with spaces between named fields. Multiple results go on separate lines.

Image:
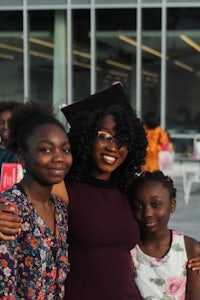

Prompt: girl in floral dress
xmin=0 ymin=102 xmax=72 ymax=299
xmin=130 ymin=170 xmax=200 ymax=300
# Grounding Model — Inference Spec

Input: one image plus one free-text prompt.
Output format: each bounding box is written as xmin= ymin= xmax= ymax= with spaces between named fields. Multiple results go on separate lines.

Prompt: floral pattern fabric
xmin=0 ymin=184 xmax=69 ymax=299
xmin=130 ymin=230 xmax=187 ymax=300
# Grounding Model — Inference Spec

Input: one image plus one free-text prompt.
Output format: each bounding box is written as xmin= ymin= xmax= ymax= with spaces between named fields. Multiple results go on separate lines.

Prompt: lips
xmin=144 ymin=221 xmax=157 ymax=228
xmin=141 ymin=218 xmax=158 ymax=228
xmin=48 ymin=168 xmax=66 ymax=176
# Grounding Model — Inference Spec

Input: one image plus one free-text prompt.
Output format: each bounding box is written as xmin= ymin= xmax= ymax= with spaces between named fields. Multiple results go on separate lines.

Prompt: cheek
xmin=26 ymin=153 xmax=45 ymax=168
xmin=91 ymin=142 xmax=101 ymax=161
xmin=66 ymin=154 xmax=73 ymax=167
xmin=133 ymin=210 xmax=142 ymax=221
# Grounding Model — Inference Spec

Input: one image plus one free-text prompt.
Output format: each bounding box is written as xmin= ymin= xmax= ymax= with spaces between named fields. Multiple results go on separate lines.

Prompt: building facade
xmin=1 ymin=0 xmax=200 ymax=155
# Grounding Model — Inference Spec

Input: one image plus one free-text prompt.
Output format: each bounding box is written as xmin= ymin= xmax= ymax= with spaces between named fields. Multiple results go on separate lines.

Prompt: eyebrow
xmin=99 ymin=127 xmax=115 ymax=135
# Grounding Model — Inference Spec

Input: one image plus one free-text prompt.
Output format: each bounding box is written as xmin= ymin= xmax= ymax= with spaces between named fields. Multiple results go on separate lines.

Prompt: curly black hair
xmin=65 ymin=105 xmax=148 ymax=192
xmin=0 ymin=101 xmax=24 ymax=115
xmin=8 ymin=101 xmax=67 ymax=153
xmin=129 ymin=170 xmax=177 ymax=207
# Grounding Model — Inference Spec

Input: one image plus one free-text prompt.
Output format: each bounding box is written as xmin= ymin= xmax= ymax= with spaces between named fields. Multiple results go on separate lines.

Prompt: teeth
xmin=103 ymin=155 xmax=115 ymax=162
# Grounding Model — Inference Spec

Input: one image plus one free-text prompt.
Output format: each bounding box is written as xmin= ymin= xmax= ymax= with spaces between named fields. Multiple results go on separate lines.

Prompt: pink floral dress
xmin=131 ymin=230 xmax=187 ymax=300
xmin=0 ymin=184 xmax=69 ymax=299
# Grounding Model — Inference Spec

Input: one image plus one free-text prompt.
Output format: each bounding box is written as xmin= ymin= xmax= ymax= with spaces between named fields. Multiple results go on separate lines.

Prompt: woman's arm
xmin=185 ymin=236 xmax=200 ymax=299
xmin=187 ymin=255 xmax=200 ymax=274
xmin=0 ymin=204 xmax=22 ymax=240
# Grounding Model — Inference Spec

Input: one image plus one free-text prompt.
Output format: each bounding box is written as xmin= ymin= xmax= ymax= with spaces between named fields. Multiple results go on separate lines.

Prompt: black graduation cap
xmin=61 ymin=83 xmax=133 ymax=126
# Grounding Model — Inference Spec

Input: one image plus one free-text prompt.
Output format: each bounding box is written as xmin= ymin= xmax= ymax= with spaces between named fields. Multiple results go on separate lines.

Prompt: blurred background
xmin=1 ymin=1 xmax=200 ymax=156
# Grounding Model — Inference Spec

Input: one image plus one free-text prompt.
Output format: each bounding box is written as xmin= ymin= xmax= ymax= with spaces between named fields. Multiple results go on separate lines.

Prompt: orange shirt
xmin=142 ymin=126 xmax=169 ymax=172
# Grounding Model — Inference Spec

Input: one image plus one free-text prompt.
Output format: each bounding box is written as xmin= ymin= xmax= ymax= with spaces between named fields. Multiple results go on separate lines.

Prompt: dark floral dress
xmin=0 ymin=184 xmax=69 ymax=299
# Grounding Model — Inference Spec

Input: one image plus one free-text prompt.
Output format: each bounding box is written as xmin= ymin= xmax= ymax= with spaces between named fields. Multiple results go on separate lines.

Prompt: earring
xmin=170 ymin=211 xmax=175 ymax=218
xmin=22 ymin=162 xmax=26 ymax=174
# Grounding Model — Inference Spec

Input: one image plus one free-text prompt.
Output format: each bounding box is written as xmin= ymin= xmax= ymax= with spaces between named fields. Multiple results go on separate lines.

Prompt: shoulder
xmin=51 ymin=193 xmax=68 ymax=210
xmin=184 ymin=235 xmax=200 ymax=299
xmin=0 ymin=185 xmax=27 ymax=216
xmin=184 ymin=235 xmax=200 ymax=259
xmin=0 ymin=185 xmax=21 ymax=201
xmin=52 ymin=180 xmax=69 ymax=207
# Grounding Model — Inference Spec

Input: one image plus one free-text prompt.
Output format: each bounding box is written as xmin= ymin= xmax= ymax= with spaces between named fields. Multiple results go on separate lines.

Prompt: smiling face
xmin=90 ymin=114 xmax=129 ymax=180
xmin=132 ymin=180 xmax=176 ymax=236
xmin=22 ymin=123 xmax=73 ymax=186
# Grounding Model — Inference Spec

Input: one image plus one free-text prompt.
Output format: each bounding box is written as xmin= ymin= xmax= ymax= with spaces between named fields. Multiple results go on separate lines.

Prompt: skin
xmin=132 ymin=181 xmax=176 ymax=257
xmin=0 ymin=110 xmax=12 ymax=147
xmin=132 ymin=180 xmax=200 ymax=299
xmin=0 ymin=123 xmax=72 ymax=238
xmin=18 ymin=123 xmax=72 ymax=232
xmin=90 ymin=114 xmax=128 ymax=180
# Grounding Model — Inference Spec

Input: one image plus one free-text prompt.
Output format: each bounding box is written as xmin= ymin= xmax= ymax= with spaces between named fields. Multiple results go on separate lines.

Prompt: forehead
xmin=99 ymin=114 xmax=116 ymax=129
xmin=28 ymin=123 xmax=68 ymax=141
xmin=135 ymin=180 xmax=169 ymax=196
xmin=0 ymin=110 xmax=11 ymax=120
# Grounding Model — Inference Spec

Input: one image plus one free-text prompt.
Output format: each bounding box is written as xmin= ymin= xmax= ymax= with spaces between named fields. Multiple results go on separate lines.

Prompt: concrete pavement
xmin=168 ymin=177 xmax=200 ymax=241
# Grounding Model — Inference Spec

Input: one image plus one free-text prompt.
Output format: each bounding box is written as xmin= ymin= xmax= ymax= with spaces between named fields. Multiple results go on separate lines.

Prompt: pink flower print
xmin=149 ymin=255 xmax=169 ymax=266
xmin=164 ymin=276 xmax=186 ymax=297
xmin=130 ymin=248 xmax=139 ymax=268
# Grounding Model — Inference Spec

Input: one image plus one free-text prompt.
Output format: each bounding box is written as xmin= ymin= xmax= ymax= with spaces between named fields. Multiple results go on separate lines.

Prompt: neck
xmin=139 ymin=229 xmax=172 ymax=259
xmin=20 ymin=177 xmax=52 ymax=205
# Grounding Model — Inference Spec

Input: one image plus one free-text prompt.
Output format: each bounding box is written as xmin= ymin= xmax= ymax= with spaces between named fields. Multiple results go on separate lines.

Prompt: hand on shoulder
xmin=185 ymin=235 xmax=200 ymax=273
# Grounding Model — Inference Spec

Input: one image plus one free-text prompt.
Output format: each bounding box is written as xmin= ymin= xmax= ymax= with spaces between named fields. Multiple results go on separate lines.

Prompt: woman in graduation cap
xmin=57 ymin=83 xmax=147 ymax=300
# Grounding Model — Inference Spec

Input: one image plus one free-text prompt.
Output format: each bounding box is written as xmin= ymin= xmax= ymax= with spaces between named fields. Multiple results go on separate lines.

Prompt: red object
xmin=0 ymin=163 xmax=23 ymax=192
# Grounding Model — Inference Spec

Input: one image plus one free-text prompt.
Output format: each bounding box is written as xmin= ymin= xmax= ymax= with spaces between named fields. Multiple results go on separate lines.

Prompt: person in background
xmin=129 ymin=170 xmax=200 ymax=300
xmin=0 ymin=102 xmax=72 ymax=298
xmin=158 ymin=132 xmax=175 ymax=171
xmin=142 ymin=112 xmax=169 ymax=172
xmin=0 ymin=101 xmax=24 ymax=176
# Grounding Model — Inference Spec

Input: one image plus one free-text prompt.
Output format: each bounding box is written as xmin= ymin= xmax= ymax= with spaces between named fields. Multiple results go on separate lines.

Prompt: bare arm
xmin=185 ymin=236 xmax=200 ymax=300
xmin=187 ymin=240 xmax=200 ymax=274
xmin=0 ymin=204 xmax=22 ymax=240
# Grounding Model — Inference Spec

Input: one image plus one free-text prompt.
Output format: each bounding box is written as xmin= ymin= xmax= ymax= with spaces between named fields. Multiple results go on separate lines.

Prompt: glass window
xmin=0 ymin=11 xmax=23 ymax=102
xmin=96 ymin=9 xmax=137 ymax=108
xmin=168 ymin=0 xmax=200 ymax=2
xmin=166 ymin=8 xmax=200 ymax=137
xmin=141 ymin=8 xmax=161 ymax=121
xmin=28 ymin=0 xmax=67 ymax=5
xmin=29 ymin=10 xmax=55 ymax=106
xmin=71 ymin=0 xmax=90 ymax=3
xmin=72 ymin=10 xmax=90 ymax=100
xmin=142 ymin=0 xmax=161 ymax=2
xmin=0 ymin=0 xmax=22 ymax=5
xmin=96 ymin=0 xmax=136 ymax=3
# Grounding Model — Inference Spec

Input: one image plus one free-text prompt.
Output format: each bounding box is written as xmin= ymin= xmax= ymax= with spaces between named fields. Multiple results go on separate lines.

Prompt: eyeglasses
xmin=97 ymin=130 xmax=129 ymax=149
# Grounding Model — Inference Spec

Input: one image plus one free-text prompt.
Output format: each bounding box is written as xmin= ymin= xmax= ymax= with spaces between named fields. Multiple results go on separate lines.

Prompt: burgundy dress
xmin=64 ymin=176 xmax=142 ymax=300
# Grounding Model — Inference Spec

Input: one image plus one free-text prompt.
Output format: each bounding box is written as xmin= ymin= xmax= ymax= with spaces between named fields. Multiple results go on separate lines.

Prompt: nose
xmin=106 ymin=139 xmax=118 ymax=151
xmin=52 ymin=149 xmax=73 ymax=166
xmin=3 ymin=121 xmax=8 ymax=130
xmin=52 ymin=149 xmax=65 ymax=162
xmin=142 ymin=205 xmax=152 ymax=217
